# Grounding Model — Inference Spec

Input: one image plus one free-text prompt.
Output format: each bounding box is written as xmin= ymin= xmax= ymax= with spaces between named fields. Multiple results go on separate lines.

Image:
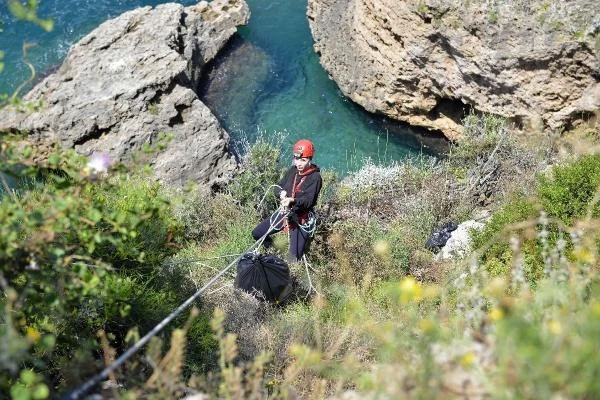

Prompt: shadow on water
xmin=340 ymin=97 xmax=452 ymax=157
xmin=197 ymin=35 xmax=273 ymax=143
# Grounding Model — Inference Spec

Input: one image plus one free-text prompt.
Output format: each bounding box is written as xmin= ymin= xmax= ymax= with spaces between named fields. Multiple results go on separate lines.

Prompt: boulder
xmin=307 ymin=0 xmax=599 ymax=140
xmin=436 ymin=220 xmax=485 ymax=261
xmin=0 ymin=0 xmax=250 ymax=188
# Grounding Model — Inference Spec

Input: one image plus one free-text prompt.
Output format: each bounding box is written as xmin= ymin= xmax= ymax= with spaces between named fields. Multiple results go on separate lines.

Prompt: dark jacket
xmin=274 ymin=164 xmax=322 ymax=219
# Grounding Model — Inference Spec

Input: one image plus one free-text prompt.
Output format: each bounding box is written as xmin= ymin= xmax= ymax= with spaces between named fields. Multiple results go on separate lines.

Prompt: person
xmin=252 ymin=139 xmax=323 ymax=261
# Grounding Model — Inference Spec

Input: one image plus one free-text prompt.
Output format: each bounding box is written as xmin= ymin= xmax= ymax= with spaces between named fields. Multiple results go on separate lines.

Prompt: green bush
xmin=452 ymin=111 xmax=508 ymax=164
xmin=87 ymin=174 xmax=181 ymax=266
xmin=0 ymin=138 xmax=206 ymax=394
xmin=321 ymin=220 xmax=411 ymax=287
xmin=227 ymin=135 xmax=287 ymax=211
xmin=173 ymin=190 xmax=249 ymax=245
xmin=471 ymin=155 xmax=600 ymax=285
xmin=493 ymin=278 xmax=600 ymax=399
xmin=448 ymin=112 xmax=545 ymax=206
xmin=472 ymin=193 xmax=537 ymax=250
xmin=536 ymin=154 xmax=600 ymax=225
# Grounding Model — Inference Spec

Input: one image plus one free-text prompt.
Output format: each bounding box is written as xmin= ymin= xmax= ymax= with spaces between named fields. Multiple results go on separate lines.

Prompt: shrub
xmin=536 ymin=153 xmax=600 ymax=225
xmin=471 ymin=154 xmax=600 ymax=286
xmin=86 ymin=173 xmax=181 ymax=266
xmin=493 ymin=277 xmax=600 ymax=399
xmin=330 ymin=157 xmax=451 ymax=225
xmin=319 ymin=220 xmax=411 ymax=287
xmin=172 ymin=189 xmax=248 ymax=244
xmin=0 ymin=138 xmax=197 ymax=394
xmin=227 ymin=134 xmax=287 ymax=211
xmin=448 ymin=111 xmax=546 ymax=206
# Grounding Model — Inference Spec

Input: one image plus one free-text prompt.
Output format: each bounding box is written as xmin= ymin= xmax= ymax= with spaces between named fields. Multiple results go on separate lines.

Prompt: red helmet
xmin=292 ymin=139 xmax=315 ymax=158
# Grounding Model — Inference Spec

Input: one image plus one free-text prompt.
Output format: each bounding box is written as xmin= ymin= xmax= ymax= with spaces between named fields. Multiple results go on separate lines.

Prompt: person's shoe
xmin=263 ymin=237 xmax=274 ymax=249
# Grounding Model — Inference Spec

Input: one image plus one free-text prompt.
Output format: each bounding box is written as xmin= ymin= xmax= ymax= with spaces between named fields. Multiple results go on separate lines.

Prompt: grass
xmin=3 ymin=113 xmax=600 ymax=399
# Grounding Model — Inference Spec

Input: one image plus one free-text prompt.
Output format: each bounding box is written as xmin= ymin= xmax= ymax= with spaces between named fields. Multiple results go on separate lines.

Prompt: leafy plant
xmin=227 ymin=134 xmax=287 ymax=211
xmin=536 ymin=154 xmax=600 ymax=225
xmin=0 ymin=137 xmax=199 ymax=394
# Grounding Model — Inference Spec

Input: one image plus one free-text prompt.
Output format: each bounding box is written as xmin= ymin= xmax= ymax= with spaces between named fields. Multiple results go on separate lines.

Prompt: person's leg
xmin=252 ymin=214 xmax=285 ymax=248
xmin=289 ymin=227 xmax=310 ymax=261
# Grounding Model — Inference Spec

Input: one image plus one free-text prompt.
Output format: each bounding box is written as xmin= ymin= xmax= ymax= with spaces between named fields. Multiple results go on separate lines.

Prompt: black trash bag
xmin=425 ymin=221 xmax=458 ymax=253
xmin=235 ymin=253 xmax=292 ymax=303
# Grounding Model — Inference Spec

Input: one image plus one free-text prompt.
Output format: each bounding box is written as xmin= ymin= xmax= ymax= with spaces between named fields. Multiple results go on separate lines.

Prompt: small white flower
xmin=87 ymin=152 xmax=111 ymax=174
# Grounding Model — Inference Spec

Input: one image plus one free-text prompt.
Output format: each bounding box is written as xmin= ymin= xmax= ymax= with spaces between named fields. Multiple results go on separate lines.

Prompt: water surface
xmin=1 ymin=0 xmax=448 ymax=175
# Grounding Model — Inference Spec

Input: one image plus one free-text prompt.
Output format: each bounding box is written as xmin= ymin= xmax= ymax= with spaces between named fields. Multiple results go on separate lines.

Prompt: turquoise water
xmin=1 ymin=0 xmax=447 ymax=175
xmin=0 ymin=0 xmax=196 ymax=94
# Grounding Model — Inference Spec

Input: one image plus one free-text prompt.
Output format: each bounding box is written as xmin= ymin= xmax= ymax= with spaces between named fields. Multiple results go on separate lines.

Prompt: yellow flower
xmin=460 ymin=352 xmax=476 ymax=367
xmin=399 ymin=276 xmax=423 ymax=304
xmin=547 ymin=319 xmax=563 ymax=335
xmin=488 ymin=307 xmax=504 ymax=322
xmin=26 ymin=326 xmax=41 ymax=343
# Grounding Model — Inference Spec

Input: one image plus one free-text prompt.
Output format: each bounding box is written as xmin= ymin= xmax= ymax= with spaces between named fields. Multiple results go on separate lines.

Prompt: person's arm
xmin=274 ymin=167 xmax=294 ymax=199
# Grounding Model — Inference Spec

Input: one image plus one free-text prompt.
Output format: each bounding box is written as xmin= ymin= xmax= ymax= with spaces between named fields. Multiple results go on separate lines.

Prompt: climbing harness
xmin=256 ymin=184 xmax=320 ymax=298
xmin=297 ymin=210 xmax=317 ymax=236
xmin=281 ymin=166 xmax=318 ymax=234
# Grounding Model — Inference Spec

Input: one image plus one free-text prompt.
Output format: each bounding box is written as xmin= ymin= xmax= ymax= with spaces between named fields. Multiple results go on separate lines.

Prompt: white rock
xmin=437 ymin=220 xmax=485 ymax=261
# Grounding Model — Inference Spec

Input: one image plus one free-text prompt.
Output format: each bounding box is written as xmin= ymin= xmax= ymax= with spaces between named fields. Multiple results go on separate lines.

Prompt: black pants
xmin=251 ymin=213 xmax=310 ymax=262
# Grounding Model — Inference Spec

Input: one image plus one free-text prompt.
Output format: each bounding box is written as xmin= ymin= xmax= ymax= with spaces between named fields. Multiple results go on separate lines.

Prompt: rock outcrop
xmin=307 ymin=0 xmax=600 ymax=140
xmin=0 ymin=0 xmax=250 ymax=187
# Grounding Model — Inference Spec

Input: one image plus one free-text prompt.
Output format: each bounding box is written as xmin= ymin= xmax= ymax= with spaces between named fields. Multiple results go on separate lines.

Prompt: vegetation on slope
xmin=2 ymin=4 xmax=599 ymax=399
xmin=2 ymin=111 xmax=599 ymax=399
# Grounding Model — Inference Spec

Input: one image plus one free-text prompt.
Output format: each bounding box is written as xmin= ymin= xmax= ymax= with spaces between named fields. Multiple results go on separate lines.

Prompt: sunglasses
xmin=294 ymin=156 xmax=310 ymax=161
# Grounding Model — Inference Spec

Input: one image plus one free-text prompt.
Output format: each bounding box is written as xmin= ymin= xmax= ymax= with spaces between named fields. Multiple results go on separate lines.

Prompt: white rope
xmin=255 ymin=205 xmax=289 ymax=252
xmin=257 ymin=184 xmax=285 ymax=212
xmin=62 ymin=184 xmax=309 ymax=399
xmin=186 ymin=260 xmax=236 ymax=279
xmin=206 ymin=282 xmax=233 ymax=296
xmin=165 ymin=253 xmax=244 ymax=266
xmin=302 ymin=255 xmax=320 ymax=300
xmin=62 ymin=238 xmax=265 ymax=400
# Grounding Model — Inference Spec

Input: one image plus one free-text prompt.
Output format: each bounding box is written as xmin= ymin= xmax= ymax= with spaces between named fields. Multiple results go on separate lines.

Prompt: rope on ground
xmin=164 ymin=253 xmax=244 ymax=267
xmin=206 ymin=282 xmax=233 ymax=296
xmin=301 ymin=255 xmax=320 ymax=299
xmin=62 ymin=238 xmax=264 ymax=400
xmin=63 ymin=184 xmax=313 ymax=399
xmin=165 ymin=254 xmax=245 ymax=281
xmin=186 ymin=260 xmax=237 ymax=279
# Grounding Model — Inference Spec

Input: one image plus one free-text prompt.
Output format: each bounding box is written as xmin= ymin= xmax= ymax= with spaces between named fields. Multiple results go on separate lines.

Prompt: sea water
xmin=0 ymin=0 xmax=448 ymax=175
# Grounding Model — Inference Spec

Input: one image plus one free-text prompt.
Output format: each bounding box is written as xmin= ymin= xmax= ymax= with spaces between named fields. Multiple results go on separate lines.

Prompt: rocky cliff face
xmin=308 ymin=0 xmax=599 ymax=140
xmin=0 ymin=0 xmax=249 ymax=187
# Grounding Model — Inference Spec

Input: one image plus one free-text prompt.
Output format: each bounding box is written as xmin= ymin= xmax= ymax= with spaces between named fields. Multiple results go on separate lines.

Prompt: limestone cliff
xmin=0 ymin=0 xmax=249 ymax=187
xmin=307 ymin=0 xmax=599 ymax=140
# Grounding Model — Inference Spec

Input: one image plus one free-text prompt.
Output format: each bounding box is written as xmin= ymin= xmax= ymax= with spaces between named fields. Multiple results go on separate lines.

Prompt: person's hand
xmin=280 ymin=197 xmax=294 ymax=208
